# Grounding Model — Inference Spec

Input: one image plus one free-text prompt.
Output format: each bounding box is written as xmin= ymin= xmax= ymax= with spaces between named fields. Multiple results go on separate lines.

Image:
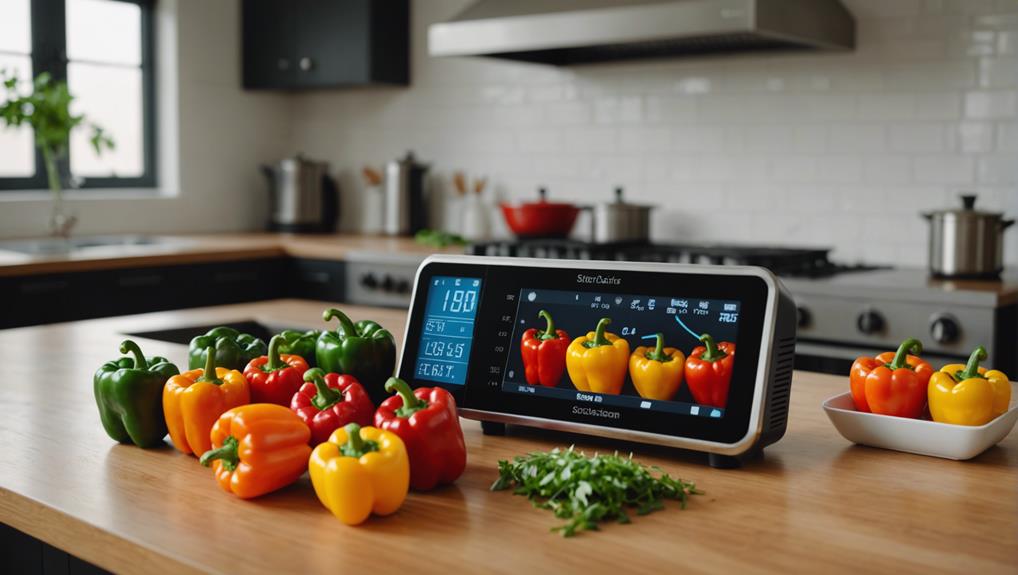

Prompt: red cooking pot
xmin=500 ymin=188 xmax=580 ymax=238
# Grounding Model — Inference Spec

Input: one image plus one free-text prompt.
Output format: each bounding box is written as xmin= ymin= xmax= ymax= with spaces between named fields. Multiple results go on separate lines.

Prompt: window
xmin=0 ymin=0 xmax=155 ymax=190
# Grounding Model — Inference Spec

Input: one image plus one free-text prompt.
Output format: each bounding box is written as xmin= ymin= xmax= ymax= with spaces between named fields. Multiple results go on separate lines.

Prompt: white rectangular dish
xmin=822 ymin=383 xmax=1018 ymax=460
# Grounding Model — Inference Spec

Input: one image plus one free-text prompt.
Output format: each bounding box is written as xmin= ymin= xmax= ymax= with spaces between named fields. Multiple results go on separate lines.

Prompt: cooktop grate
xmin=467 ymin=240 xmax=885 ymax=278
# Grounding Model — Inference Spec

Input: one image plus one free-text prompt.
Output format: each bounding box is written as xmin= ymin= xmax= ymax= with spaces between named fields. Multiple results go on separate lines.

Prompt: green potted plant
xmin=0 ymin=70 xmax=114 ymax=239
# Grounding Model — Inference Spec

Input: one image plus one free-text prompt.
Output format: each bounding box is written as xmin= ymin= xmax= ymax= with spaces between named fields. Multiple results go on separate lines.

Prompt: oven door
xmin=794 ymin=341 xmax=968 ymax=375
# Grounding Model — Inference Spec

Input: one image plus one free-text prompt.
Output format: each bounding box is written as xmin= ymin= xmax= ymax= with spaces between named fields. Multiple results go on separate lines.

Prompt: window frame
xmin=0 ymin=0 xmax=157 ymax=191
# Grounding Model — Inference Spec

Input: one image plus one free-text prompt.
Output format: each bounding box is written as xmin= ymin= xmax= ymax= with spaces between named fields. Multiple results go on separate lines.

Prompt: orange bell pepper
xmin=164 ymin=345 xmax=250 ymax=455
xmin=849 ymin=338 xmax=933 ymax=418
xmin=200 ymin=403 xmax=312 ymax=499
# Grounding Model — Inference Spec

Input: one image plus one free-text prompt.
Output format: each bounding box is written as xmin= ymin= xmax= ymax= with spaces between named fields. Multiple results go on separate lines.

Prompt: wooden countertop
xmin=0 ymin=233 xmax=465 ymax=277
xmin=1 ymin=300 xmax=1016 ymax=574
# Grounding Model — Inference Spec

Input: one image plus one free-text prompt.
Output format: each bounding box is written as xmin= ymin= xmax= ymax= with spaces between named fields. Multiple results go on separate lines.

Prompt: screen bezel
xmin=397 ymin=257 xmax=776 ymax=446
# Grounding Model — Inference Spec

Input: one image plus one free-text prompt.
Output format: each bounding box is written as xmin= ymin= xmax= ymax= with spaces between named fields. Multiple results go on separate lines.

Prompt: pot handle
xmin=1003 ymin=219 xmax=1015 ymax=231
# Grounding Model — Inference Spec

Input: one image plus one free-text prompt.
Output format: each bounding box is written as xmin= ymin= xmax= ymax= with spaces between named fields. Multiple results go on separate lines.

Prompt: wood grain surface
xmin=0 ymin=233 xmax=464 ymax=277
xmin=0 ymin=300 xmax=1015 ymax=574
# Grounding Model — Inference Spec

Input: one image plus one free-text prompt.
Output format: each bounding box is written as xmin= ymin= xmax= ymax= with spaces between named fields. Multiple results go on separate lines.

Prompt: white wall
xmin=290 ymin=0 xmax=1018 ymax=267
xmin=0 ymin=0 xmax=292 ymax=238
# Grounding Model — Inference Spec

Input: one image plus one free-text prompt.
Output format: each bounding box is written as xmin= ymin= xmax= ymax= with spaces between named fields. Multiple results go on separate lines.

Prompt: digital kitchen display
xmin=502 ymin=288 xmax=740 ymax=418
xmin=413 ymin=276 xmax=482 ymax=385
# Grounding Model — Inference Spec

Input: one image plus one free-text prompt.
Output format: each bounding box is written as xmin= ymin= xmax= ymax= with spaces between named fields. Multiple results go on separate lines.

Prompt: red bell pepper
xmin=520 ymin=309 xmax=569 ymax=387
xmin=374 ymin=377 xmax=466 ymax=491
xmin=291 ymin=367 xmax=374 ymax=445
xmin=684 ymin=334 xmax=734 ymax=409
xmin=243 ymin=335 xmax=309 ymax=406
xmin=849 ymin=337 xmax=933 ymax=418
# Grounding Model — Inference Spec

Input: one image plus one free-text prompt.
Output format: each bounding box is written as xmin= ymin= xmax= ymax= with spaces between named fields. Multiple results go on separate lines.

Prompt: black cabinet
xmin=0 ymin=259 xmax=288 ymax=329
xmin=242 ymin=0 xmax=409 ymax=90
xmin=289 ymin=259 xmax=346 ymax=302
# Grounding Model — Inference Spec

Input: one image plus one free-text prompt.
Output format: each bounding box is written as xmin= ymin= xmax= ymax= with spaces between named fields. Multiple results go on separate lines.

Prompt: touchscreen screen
xmin=412 ymin=276 xmax=482 ymax=385
xmin=502 ymin=288 xmax=740 ymax=418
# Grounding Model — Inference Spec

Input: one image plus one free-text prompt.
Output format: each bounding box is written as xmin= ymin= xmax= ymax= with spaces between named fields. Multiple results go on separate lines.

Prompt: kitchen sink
xmin=125 ymin=320 xmax=310 ymax=345
xmin=0 ymin=234 xmax=192 ymax=255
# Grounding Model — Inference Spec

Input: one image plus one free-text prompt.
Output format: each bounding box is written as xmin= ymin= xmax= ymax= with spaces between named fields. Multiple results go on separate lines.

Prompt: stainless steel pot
xmin=261 ymin=155 xmax=338 ymax=233
xmin=384 ymin=151 xmax=430 ymax=236
xmin=589 ymin=187 xmax=653 ymax=244
xmin=923 ymin=194 xmax=1013 ymax=279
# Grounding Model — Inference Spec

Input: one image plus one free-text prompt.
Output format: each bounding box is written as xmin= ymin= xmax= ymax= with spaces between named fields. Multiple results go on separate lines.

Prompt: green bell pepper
xmin=276 ymin=329 xmax=321 ymax=367
xmin=188 ymin=326 xmax=266 ymax=370
xmin=94 ymin=340 xmax=179 ymax=448
xmin=316 ymin=308 xmax=396 ymax=404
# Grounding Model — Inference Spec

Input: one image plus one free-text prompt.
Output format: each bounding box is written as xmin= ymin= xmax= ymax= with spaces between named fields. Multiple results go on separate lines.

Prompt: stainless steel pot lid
xmin=923 ymin=194 xmax=1007 ymax=220
xmin=596 ymin=187 xmax=654 ymax=210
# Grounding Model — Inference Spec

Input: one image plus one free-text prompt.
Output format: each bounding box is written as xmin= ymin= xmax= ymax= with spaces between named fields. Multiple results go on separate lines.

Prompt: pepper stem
xmin=538 ymin=310 xmax=558 ymax=341
xmin=197 ymin=345 xmax=222 ymax=385
xmin=265 ymin=334 xmax=284 ymax=371
xmin=385 ymin=377 xmax=428 ymax=418
xmin=304 ymin=368 xmax=344 ymax=410
xmin=954 ymin=346 xmax=988 ymax=381
xmin=340 ymin=423 xmax=378 ymax=458
xmin=886 ymin=338 xmax=923 ymax=370
xmin=199 ymin=436 xmax=239 ymax=471
xmin=645 ymin=333 xmax=671 ymax=362
xmin=583 ymin=317 xmax=612 ymax=348
xmin=323 ymin=308 xmax=357 ymax=337
xmin=698 ymin=334 xmax=728 ymax=362
xmin=119 ymin=339 xmax=148 ymax=370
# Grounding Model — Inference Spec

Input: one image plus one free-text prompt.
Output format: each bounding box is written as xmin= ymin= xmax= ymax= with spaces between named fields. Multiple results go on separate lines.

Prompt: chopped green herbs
xmin=491 ymin=446 xmax=701 ymax=537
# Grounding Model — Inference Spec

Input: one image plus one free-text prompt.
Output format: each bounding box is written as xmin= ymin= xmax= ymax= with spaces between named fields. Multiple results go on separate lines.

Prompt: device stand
xmin=481 ymin=421 xmax=506 ymax=436
xmin=708 ymin=448 xmax=762 ymax=469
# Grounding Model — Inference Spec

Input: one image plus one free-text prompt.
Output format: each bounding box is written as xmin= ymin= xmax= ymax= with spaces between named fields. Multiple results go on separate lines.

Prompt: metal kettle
xmin=262 ymin=155 xmax=338 ymax=233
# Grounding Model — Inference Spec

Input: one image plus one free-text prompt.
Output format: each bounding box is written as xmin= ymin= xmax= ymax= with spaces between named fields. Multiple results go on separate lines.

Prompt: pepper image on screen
xmin=317 ymin=308 xmax=397 ymax=405
xmin=928 ymin=345 xmax=1011 ymax=426
xmin=309 ymin=423 xmax=410 ymax=525
xmin=520 ymin=310 xmax=570 ymax=387
xmin=164 ymin=345 xmax=250 ymax=455
xmin=292 ymin=368 xmax=375 ymax=445
xmin=374 ymin=377 xmax=467 ymax=491
xmin=629 ymin=333 xmax=685 ymax=401
xmin=199 ymin=404 xmax=312 ymax=499
xmin=684 ymin=334 xmax=734 ymax=409
xmin=188 ymin=326 xmax=266 ymax=371
xmin=566 ymin=317 xmax=630 ymax=396
xmin=849 ymin=338 xmax=932 ymax=418
xmin=94 ymin=340 xmax=179 ymax=448
xmin=244 ymin=335 xmax=309 ymax=406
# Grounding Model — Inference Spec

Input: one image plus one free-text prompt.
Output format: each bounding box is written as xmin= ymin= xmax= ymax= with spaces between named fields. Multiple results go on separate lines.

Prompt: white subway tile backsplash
xmin=289 ymin=0 xmax=1018 ymax=268
xmin=979 ymin=57 xmax=1018 ymax=87
xmin=830 ymin=124 xmax=886 ymax=153
xmin=913 ymin=155 xmax=976 ymax=183
xmin=889 ymin=123 xmax=947 ymax=152
xmin=964 ymin=90 xmax=1018 ymax=117
xmin=955 ymin=122 xmax=996 ymax=153
xmin=978 ymin=155 xmax=1018 ymax=183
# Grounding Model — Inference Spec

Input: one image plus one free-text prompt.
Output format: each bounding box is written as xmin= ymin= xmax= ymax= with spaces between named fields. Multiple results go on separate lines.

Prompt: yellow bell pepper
xmin=928 ymin=346 xmax=1011 ymax=426
xmin=566 ymin=318 xmax=630 ymax=395
xmin=629 ymin=333 xmax=685 ymax=401
xmin=309 ymin=423 xmax=409 ymax=525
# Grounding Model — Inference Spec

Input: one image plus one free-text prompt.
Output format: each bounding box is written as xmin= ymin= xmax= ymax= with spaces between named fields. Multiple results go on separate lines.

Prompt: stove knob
xmin=360 ymin=273 xmax=378 ymax=289
xmin=796 ymin=306 xmax=812 ymax=328
xmin=396 ymin=279 xmax=411 ymax=294
xmin=856 ymin=309 xmax=885 ymax=335
xmin=381 ymin=275 xmax=395 ymax=292
xmin=929 ymin=315 xmax=961 ymax=345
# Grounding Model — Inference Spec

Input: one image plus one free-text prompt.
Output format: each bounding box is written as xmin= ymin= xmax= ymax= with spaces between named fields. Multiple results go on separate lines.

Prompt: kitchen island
xmin=1 ymin=299 xmax=1016 ymax=574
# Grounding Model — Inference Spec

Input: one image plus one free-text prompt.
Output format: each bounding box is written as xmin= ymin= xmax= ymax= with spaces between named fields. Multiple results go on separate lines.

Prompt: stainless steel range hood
xmin=428 ymin=0 xmax=854 ymax=65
